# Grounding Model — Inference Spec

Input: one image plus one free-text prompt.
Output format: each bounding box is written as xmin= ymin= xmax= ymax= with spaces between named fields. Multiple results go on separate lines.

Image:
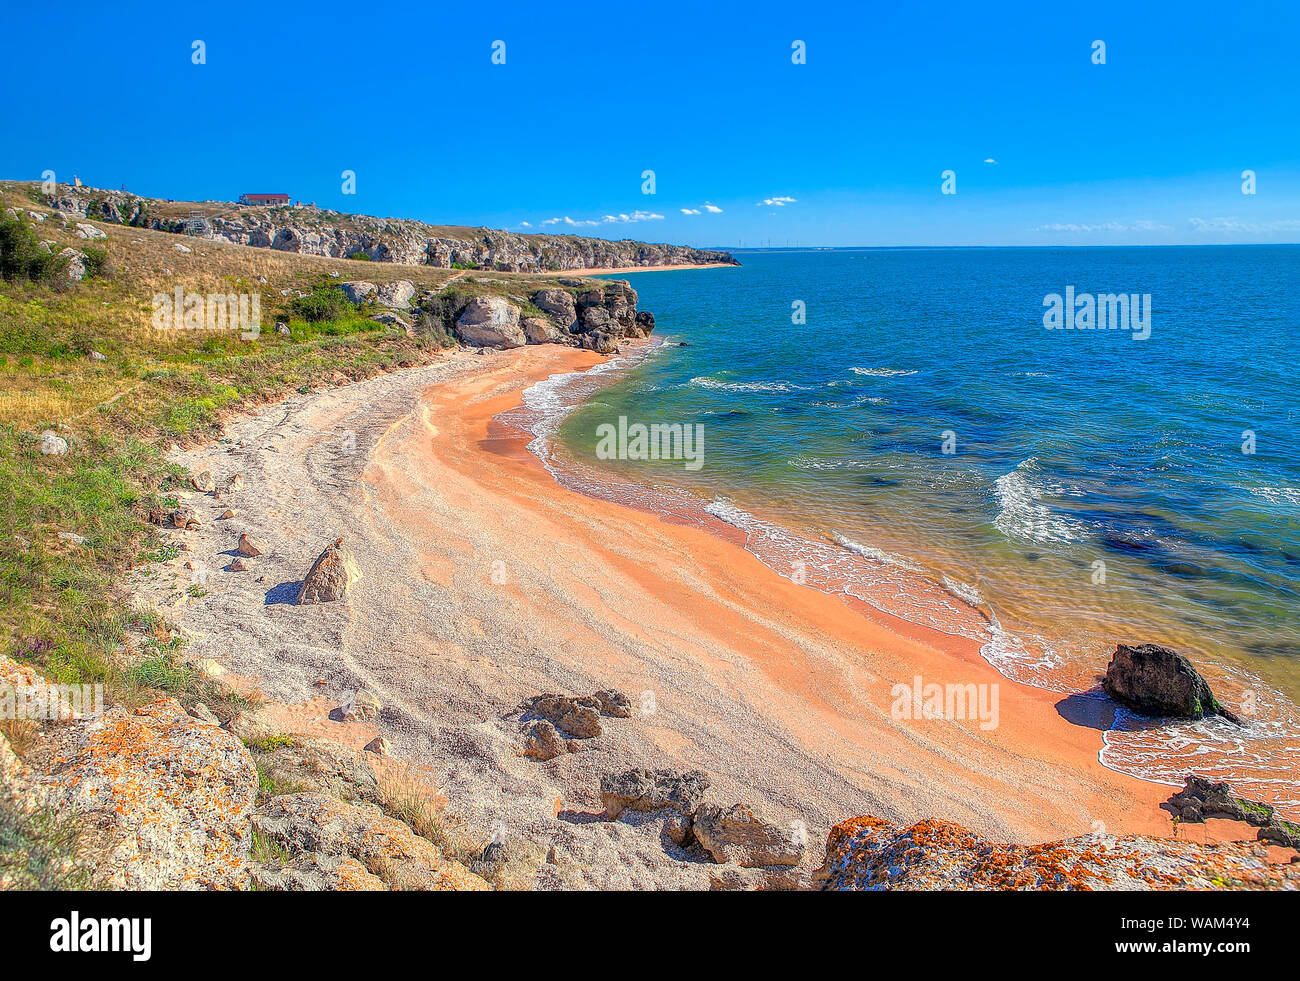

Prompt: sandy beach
xmin=538 ymin=263 xmax=738 ymax=276
xmin=139 ymin=344 xmax=1281 ymax=888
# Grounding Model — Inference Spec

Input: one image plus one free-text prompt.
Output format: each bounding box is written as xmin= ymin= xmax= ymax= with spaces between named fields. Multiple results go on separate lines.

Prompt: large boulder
xmin=630 ymin=310 xmax=656 ymax=337
xmin=522 ymin=316 xmax=565 ymax=345
xmin=1103 ymin=643 xmax=1239 ymax=722
xmin=58 ymin=247 xmax=88 ymax=282
xmin=297 ymin=538 xmax=362 ymax=604
xmin=454 ymin=296 xmax=525 ymax=348
xmin=601 ymin=280 xmax=638 ymax=330
xmin=692 ymin=803 xmax=806 ymax=867
xmin=339 ymin=281 xmax=377 ymax=304
xmin=580 ymin=330 xmax=619 ymax=355
xmin=578 ymin=305 xmax=614 ymax=332
xmin=599 ymin=768 xmax=710 ymax=820
xmin=375 ymin=280 xmax=415 ymax=308
xmin=531 ymin=288 xmax=577 ymax=330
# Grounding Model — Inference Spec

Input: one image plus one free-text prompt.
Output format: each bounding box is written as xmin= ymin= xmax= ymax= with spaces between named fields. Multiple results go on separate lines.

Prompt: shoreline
xmin=539 ymin=262 xmax=738 ymax=276
xmin=458 ymin=351 xmax=1262 ymax=844
xmin=516 ymin=343 xmax=1300 ymax=821
xmin=143 ymin=345 xmax=1289 ymax=888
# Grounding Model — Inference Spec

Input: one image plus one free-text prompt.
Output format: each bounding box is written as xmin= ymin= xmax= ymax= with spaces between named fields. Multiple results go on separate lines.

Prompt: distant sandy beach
xmin=147 ymin=345 xmax=1284 ymax=887
xmin=540 ymin=263 xmax=737 ymax=276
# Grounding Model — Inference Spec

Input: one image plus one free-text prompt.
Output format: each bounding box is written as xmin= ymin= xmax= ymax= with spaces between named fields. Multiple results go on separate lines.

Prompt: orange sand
xmin=406 ymin=345 xmax=1278 ymax=849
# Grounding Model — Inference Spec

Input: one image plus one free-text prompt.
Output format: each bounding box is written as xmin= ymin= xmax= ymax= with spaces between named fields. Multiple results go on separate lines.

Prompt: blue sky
xmin=6 ymin=1 xmax=1298 ymax=246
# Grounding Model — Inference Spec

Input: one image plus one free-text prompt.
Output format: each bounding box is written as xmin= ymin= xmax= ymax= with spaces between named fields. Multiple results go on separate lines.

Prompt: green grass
xmin=0 ymin=262 xmax=448 ymax=717
xmin=255 ymin=763 xmax=307 ymax=803
xmin=0 ymin=797 xmax=92 ymax=890
xmin=243 ymin=733 xmax=297 ymax=754
xmin=249 ymin=827 xmax=292 ymax=867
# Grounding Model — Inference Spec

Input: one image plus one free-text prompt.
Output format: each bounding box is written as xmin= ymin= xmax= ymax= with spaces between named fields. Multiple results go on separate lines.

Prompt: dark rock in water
xmin=1163 ymin=775 xmax=1300 ymax=852
xmin=600 ymin=768 xmax=710 ymax=819
xmin=580 ymin=330 xmax=619 ymax=355
xmin=1258 ymin=821 xmax=1300 ymax=850
xmin=1163 ymin=775 xmax=1272 ymax=826
xmin=1103 ymin=643 xmax=1240 ymax=723
xmin=678 ymin=341 xmax=690 ymax=347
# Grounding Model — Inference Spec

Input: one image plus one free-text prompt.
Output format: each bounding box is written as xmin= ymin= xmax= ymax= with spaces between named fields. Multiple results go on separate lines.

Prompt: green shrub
xmin=81 ymin=246 xmax=110 ymax=279
xmin=290 ymin=285 xmax=350 ymax=322
xmin=0 ymin=213 xmax=68 ymax=286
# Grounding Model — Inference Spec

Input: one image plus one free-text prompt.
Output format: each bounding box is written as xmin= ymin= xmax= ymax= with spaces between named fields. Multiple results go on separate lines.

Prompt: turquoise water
xmin=525 ymin=247 xmax=1300 ymax=811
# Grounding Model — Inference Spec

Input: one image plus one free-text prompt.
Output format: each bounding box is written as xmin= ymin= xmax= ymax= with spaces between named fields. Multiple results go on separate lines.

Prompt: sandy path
xmin=138 ymin=345 xmax=1265 ymax=888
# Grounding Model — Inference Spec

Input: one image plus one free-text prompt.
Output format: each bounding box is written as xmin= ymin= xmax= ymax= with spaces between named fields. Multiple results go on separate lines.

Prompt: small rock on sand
xmin=296 ymin=538 xmax=361 ymax=604
xmin=600 ymin=768 xmax=710 ymax=820
xmin=340 ymin=689 xmax=382 ymax=722
xmin=520 ymin=693 xmax=602 ymax=739
xmin=692 ymin=802 xmax=806 ymax=868
xmin=191 ymin=470 xmax=215 ymax=492
xmin=522 ymin=720 xmax=571 ymax=761
xmin=363 ymin=736 xmax=391 ymax=756
xmin=237 ymin=533 xmax=264 ymax=556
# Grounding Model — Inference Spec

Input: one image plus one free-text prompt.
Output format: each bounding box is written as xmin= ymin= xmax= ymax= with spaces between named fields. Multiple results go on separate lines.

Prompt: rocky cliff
xmin=34 ymin=183 xmax=738 ymax=273
xmin=816 ymin=815 xmax=1299 ymax=891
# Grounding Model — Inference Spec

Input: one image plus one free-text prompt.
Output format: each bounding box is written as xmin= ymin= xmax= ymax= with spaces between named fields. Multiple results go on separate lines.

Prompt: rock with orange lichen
xmin=816 ymin=816 xmax=1300 ymax=891
xmin=251 ymin=793 xmax=489 ymax=891
xmin=42 ymin=698 xmax=257 ymax=890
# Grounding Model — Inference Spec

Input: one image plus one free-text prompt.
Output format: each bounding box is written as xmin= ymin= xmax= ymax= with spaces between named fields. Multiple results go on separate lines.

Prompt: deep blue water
xmin=546 ymin=246 xmax=1300 ymax=807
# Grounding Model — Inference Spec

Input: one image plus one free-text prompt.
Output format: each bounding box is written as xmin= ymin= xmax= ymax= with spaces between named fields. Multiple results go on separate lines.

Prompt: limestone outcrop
xmin=815 ymin=815 xmax=1299 ymax=890
xmin=37 ymin=182 xmax=738 ymax=273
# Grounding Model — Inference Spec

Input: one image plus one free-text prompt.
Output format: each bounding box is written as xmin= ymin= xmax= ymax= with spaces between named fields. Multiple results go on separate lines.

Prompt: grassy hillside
xmin=0 ymin=184 xmax=588 ymax=724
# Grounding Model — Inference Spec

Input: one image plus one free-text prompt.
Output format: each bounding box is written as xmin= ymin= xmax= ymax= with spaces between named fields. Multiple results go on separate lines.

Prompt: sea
xmin=505 ymin=246 xmax=1300 ymax=815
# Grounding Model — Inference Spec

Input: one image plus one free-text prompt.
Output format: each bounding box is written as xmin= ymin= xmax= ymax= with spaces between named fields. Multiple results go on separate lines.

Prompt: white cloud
xmin=1035 ymin=220 xmax=1172 ymax=233
xmin=984 ymin=158 xmax=997 ymax=165
xmin=681 ymin=203 xmax=722 ymax=216
xmin=703 ymin=203 xmax=723 ymax=213
xmin=519 ymin=221 xmax=531 ymax=227
xmin=541 ymin=216 xmax=599 ymax=227
xmin=1189 ymin=217 xmax=1300 ymax=233
xmin=758 ymin=196 xmax=797 ymax=206
xmin=680 ymin=208 xmax=701 ymax=215
xmin=601 ymin=211 xmax=664 ymax=223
